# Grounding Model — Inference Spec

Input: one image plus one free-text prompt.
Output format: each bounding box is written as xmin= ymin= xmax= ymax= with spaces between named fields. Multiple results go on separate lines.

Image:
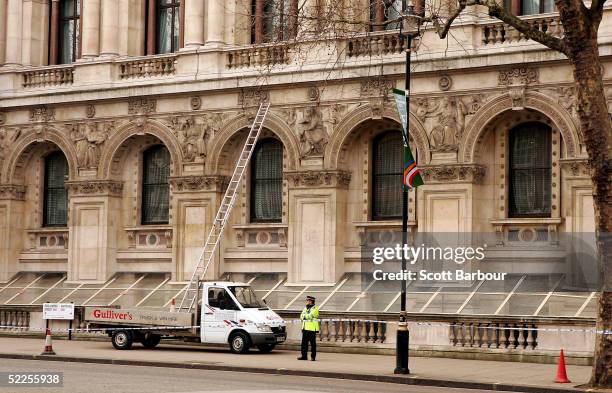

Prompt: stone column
xmin=100 ymin=0 xmax=120 ymax=56
xmin=0 ymin=0 xmax=8 ymax=65
xmin=49 ymin=0 xmax=60 ymax=64
xmin=65 ymin=180 xmax=122 ymax=282
xmin=285 ymin=170 xmax=350 ymax=284
xmin=81 ymin=0 xmax=101 ymax=58
xmin=205 ymin=0 xmax=225 ymax=47
xmin=0 ymin=186 xmax=26 ymax=282
xmin=183 ymin=0 xmax=204 ymax=48
xmin=254 ymin=0 xmax=264 ymax=44
xmin=4 ymin=0 xmax=23 ymax=66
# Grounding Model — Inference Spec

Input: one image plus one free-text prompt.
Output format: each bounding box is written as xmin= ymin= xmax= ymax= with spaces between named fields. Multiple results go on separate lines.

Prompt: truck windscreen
xmin=229 ymin=286 xmax=265 ymax=308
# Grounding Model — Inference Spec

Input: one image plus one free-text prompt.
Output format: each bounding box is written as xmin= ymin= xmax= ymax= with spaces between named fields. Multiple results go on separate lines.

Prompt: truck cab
xmin=200 ymin=281 xmax=286 ymax=353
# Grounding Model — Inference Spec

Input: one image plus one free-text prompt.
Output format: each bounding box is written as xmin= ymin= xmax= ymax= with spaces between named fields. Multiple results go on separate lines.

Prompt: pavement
xmin=0 ymin=336 xmax=605 ymax=393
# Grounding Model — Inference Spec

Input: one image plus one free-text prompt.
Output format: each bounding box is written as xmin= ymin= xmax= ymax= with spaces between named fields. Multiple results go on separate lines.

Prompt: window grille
xmin=372 ymin=131 xmax=403 ymax=220
xmin=142 ymin=145 xmax=170 ymax=225
xmin=43 ymin=152 xmax=68 ymax=227
xmin=509 ymin=122 xmax=552 ymax=218
xmin=250 ymin=139 xmax=283 ymax=222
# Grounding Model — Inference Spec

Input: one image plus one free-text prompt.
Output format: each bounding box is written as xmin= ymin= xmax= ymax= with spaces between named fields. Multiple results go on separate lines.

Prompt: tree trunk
xmin=563 ymin=18 xmax=612 ymax=389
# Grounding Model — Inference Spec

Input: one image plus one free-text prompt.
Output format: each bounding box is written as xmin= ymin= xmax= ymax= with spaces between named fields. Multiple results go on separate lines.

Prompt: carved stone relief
xmin=417 ymin=96 xmax=467 ymax=152
xmin=85 ymin=104 xmax=96 ymax=118
xmin=30 ymin=106 xmax=55 ymax=122
xmin=498 ymin=67 xmax=539 ymax=86
xmin=170 ymin=175 xmax=229 ymax=192
xmin=0 ymin=184 xmax=26 ymax=200
xmin=438 ymin=75 xmax=452 ymax=91
xmin=239 ymin=89 xmax=269 ymax=107
xmin=0 ymin=126 xmax=21 ymax=163
xmin=190 ymin=96 xmax=202 ymax=110
xmin=69 ymin=121 xmax=113 ymax=169
xmin=65 ymin=180 xmax=123 ymax=196
xmin=307 ymin=86 xmax=320 ymax=102
xmin=127 ymin=98 xmax=156 ymax=115
xmin=298 ymin=106 xmax=328 ymax=157
xmin=420 ymin=164 xmax=486 ymax=183
xmin=284 ymin=170 xmax=351 ymax=188
xmin=360 ymin=79 xmax=394 ymax=98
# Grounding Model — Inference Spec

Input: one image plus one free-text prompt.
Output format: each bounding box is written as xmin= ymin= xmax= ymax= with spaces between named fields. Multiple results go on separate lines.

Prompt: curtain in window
xmin=372 ymin=131 xmax=403 ymax=220
xmin=142 ymin=145 xmax=170 ymax=225
xmin=521 ymin=0 xmax=554 ymax=14
xmin=44 ymin=152 xmax=69 ymax=227
xmin=58 ymin=0 xmax=80 ymax=64
xmin=157 ymin=0 xmax=180 ymax=53
xmin=370 ymin=0 xmax=403 ymax=31
xmin=251 ymin=139 xmax=283 ymax=222
xmin=509 ymin=123 xmax=552 ymax=217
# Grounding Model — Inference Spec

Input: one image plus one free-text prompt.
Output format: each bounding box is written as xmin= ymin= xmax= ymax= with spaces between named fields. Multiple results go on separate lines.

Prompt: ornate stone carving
xmin=69 ymin=121 xmax=113 ymax=168
xmin=360 ymin=79 xmax=393 ymax=97
xmin=166 ymin=114 xmax=220 ymax=162
xmin=238 ymin=89 xmax=269 ymax=107
xmin=508 ymin=86 xmax=527 ymax=110
xmin=438 ymin=75 xmax=452 ymax=91
xmin=420 ymin=164 xmax=486 ymax=183
xmin=326 ymin=104 xmax=347 ymax=128
xmin=190 ymin=96 xmax=202 ymax=110
xmin=0 ymin=126 xmax=21 ymax=163
xmin=498 ymin=67 xmax=539 ymax=86
xmin=298 ymin=107 xmax=328 ymax=157
xmin=127 ymin=98 xmax=156 ymax=115
xmin=0 ymin=184 xmax=26 ymax=200
xmin=278 ymin=108 xmax=297 ymax=128
xmin=307 ymin=86 xmax=320 ymax=102
xmin=284 ymin=170 xmax=351 ymax=188
xmin=466 ymin=94 xmax=485 ymax=114
xmin=425 ymin=97 xmax=467 ymax=152
xmin=170 ymin=175 xmax=229 ymax=192
xmin=65 ymin=180 xmax=123 ymax=196
xmin=561 ymin=159 xmax=590 ymax=177
xmin=370 ymin=97 xmax=385 ymax=119
xmin=85 ymin=104 xmax=96 ymax=118
xmin=29 ymin=105 xmax=55 ymax=122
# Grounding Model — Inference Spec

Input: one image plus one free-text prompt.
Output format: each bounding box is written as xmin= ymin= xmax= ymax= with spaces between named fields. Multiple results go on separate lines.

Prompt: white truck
xmin=84 ymin=281 xmax=286 ymax=354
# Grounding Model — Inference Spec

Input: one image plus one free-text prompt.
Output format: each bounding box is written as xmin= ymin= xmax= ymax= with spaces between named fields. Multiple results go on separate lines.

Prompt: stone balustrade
xmin=125 ymin=226 xmax=173 ymax=249
xmin=119 ymin=55 xmax=177 ymax=79
xmin=450 ymin=321 xmax=538 ymax=350
xmin=22 ymin=66 xmax=74 ymax=88
xmin=481 ymin=15 xmax=564 ymax=46
xmin=0 ymin=309 xmax=30 ymax=330
xmin=345 ymin=32 xmax=407 ymax=58
xmin=490 ymin=218 xmax=562 ymax=246
xmin=319 ymin=319 xmax=386 ymax=343
xmin=227 ymin=44 xmax=291 ymax=69
xmin=26 ymin=228 xmax=68 ymax=250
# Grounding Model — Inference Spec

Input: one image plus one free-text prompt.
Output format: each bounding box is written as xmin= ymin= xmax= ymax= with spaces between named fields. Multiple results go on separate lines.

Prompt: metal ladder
xmin=178 ymin=101 xmax=271 ymax=313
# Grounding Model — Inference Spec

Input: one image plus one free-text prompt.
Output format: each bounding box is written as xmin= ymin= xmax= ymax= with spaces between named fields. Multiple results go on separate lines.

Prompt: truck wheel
xmin=111 ymin=330 xmax=133 ymax=350
xmin=257 ymin=344 xmax=275 ymax=353
xmin=141 ymin=334 xmax=161 ymax=349
xmin=229 ymin=332 xmax=251 ymax=354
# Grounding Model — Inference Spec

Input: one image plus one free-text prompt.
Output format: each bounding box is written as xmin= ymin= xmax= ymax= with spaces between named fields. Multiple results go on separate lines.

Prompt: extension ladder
xmin=178 ymin=101 xmax=271 ymax=313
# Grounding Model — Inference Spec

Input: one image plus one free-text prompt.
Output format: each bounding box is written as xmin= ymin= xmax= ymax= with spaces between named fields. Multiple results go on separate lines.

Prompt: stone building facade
xmin=0 ymin=0 xmax=609 ymax=319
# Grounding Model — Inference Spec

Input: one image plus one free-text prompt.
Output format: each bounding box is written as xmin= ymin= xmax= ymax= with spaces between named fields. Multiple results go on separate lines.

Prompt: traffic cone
xmin=554 ymin=349 xmax=571 ymax=383
xmin=170 ymin=298 xmax=176 ymax=313
xmin=40 ymin=328 xmax=56 ymax=356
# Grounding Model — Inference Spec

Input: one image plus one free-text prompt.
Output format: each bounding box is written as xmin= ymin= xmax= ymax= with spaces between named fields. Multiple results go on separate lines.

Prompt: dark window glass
xmin=43 ymin=152 xmax=69 ymax=227
xmin=370 ymin=0 xmax=403 ymax=31
xmin=142 ymin=145 xmax=170 ymax=225
xmin=250 ymin=139 xmax=283 ymax=222
xmin=252 ymin=0 xmax=293 ymax=43
xmin=372 ymin=131 xmax=403 ymax=220
xmin=521 ymin=0 xmax=554 ymax=15
xmin=58 ymin=0 xmax=80 ymax=64
xmin=509 ymin=123 xmax=552 ymax=218
xmin=157 ymin=0 xmax=180 ymax=53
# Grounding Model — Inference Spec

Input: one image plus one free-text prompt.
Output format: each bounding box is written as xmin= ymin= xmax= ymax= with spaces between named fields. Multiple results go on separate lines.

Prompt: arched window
xmin=252 ymin=0 xmax=298 ymax=43
xmin=508 ymin=122 xmax=552 ymax=218
xmin=54 ymin=0 xmax=81 ymax=64
xmin=250 ymin=139 xmax=283 ymax=222
xmin=141 ymin=145 xmax=170 ymax=225
xmin=372 ymin=131 xmax=403 ymax=220
xmin=43 ymin=152 xmax=69 ymax=227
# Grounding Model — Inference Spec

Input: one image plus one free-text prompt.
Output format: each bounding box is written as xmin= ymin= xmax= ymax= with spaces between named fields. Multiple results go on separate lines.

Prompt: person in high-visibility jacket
xmin=297 ymin=295 xmax=319 ymax=361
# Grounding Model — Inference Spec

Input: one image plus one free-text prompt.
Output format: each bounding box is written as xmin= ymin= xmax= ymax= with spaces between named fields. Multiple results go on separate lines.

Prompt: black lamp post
xmin=394 ymin=1 xmax=420 ymax=375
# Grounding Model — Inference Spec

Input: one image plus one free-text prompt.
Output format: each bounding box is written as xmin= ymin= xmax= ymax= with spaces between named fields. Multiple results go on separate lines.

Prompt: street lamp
xmin=394 ymin=1 xmax=420 ymax=376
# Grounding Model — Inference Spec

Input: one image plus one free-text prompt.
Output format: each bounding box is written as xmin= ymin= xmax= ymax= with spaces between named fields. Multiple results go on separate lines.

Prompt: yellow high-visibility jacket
xmin=300 ymin=305 xmax=320 ymax=332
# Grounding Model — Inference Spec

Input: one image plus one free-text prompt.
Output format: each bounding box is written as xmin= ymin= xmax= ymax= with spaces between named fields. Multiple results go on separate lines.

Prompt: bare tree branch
xmin=590 ymin=0 xmax=607 ymax=24
xmin=486 ymin=0 xmax=570 ymax=56
xmin=431 ymin=1 xmax=467 ymax=38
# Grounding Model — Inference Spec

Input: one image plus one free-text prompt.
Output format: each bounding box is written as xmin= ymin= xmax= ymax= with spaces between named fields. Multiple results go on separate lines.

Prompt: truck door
xmin=202 ymin=287 xmax=240 ymax=343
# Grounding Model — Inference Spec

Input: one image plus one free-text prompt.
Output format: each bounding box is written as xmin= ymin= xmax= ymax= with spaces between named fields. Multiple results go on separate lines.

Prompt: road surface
xmin=0 ymin=359 xmax=499 ymax=393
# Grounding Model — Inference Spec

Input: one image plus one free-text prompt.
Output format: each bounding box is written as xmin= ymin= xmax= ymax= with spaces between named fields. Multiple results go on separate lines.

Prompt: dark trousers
xmin=301 ymin=329 xmax=317 ymax=359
